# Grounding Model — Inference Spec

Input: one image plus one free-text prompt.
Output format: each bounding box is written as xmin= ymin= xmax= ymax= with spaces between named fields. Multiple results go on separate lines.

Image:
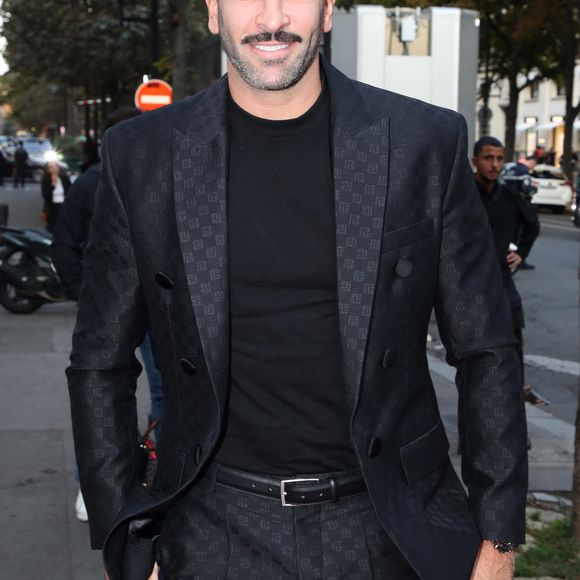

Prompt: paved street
xmin=0 ymin=184 xmax=578 ymax=579
xmin=516 ymin=211 xmax=580 ymax=425
xmin=0 ymin=184 xmax=149 ymax=579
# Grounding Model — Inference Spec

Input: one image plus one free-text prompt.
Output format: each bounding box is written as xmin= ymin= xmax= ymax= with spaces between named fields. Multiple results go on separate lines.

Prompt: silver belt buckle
xmin=280 ymin=478 xmax=320 ymax=507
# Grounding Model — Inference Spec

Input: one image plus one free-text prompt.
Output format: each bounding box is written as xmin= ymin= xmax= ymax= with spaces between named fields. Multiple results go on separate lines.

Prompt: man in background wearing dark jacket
xmin=472 ymin=136 xmax=540 ymax=388
xmin=52 ymin=107 xmax=164 ymax=521
xmin=51 ymin=108 xmax=141 ymax=299
xmin=51 ymin=161 xmax=100 ymax=300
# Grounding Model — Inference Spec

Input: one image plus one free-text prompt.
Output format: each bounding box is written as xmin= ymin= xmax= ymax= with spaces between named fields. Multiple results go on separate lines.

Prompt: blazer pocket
xmin=400 ymin=419 xmax=450 ymax=485
xmin=382 ymin=218 xmax=434 ymax=254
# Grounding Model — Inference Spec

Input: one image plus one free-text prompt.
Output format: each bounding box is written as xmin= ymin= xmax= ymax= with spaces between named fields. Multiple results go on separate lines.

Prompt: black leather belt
xmin=214 ymin=465 xmax=366 ymax=507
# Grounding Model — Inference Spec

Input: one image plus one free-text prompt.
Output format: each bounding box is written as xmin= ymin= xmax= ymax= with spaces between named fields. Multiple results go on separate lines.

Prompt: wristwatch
xmin=490 ymin=540 xmax=517 ymax=553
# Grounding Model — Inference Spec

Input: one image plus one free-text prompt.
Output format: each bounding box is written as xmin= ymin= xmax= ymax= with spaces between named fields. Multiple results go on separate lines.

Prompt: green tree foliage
xmin=1 ymin=0 xmax=154 ymax=131
xmin=167 ymin=0 xmax=212 ymax=100
xmin=465 ymin=1 xmax=549 ymax=160
xmin=529 ymin=0 xmax=580 ymax=177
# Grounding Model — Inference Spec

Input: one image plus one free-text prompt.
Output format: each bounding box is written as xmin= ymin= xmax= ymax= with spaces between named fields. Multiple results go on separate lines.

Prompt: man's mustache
xmin=241 ymin=31 xmax=303 ymax=45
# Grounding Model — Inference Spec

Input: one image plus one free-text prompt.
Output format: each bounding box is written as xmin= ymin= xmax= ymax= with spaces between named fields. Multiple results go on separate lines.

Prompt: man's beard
xmin=218 ymin=9 xmax=324 ymax=91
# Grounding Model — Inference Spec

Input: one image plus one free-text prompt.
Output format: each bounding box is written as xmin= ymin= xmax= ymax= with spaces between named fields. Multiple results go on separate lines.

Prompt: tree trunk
xmin=503 ymin=72 xmax=519 ymax=162
xmin=169 ymin=0 xmax=193 ymax=101
xmin=562 ymin=82 xmax=576 ymax=179
xmin=561 ymin=0 xmax=578 ymax=179
xmin=570 ymin=0 xmax=580 ymax=544
xmin=573 ymin=333 xmax=580 ymax=541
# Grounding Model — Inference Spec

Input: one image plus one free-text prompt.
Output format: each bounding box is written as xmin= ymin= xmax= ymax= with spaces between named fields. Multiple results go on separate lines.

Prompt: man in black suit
xmin=472 ymin=136 xmax=540 ymax=392
xmin=67 ymin=1 xmax=527 ymax=579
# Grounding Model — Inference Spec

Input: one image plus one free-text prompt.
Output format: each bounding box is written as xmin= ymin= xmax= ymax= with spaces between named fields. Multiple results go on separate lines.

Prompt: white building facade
xmin=480 ymin=66 xmax=580 ymax=165
xmin=331 ymin=6 xmax=480 ymax=148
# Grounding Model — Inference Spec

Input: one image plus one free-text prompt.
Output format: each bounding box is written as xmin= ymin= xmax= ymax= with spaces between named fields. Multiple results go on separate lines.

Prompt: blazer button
xmin=382 ymin=348 xmax=395 ymax=368
xmin=155 ymin=271 xmax=175 ymax=289
xmin=367 ymin=437 xmax=382 ymax=458
xmin=180 ymin=357 xmax=197 ymax=376
xmin=194 ymin=445 xmax=203 ymax=465
xmin=394 ymin=259 xmax=413 ymax=278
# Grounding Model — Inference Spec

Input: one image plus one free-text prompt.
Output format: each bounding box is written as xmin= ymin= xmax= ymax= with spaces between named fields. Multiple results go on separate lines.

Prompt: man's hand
xmin=105 ymin=562 xmax=159 ymax=580
xmin=470 ymin=541 xmax=515 ymax=579
xmin=506 ymin=251 xmax=523 ymax=269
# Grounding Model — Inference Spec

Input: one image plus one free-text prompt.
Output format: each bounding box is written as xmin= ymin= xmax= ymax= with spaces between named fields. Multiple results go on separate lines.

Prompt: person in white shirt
xmin=41 ymin=161 xmax=71 ymax=233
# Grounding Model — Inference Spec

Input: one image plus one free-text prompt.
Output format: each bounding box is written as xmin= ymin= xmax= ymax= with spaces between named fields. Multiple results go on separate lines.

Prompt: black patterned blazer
xmin=67 ymin=58 xmax=527 ymax=580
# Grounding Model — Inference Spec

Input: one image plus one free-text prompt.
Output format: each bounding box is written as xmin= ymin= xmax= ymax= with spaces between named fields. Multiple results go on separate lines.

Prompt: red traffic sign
xmin=135 ymin=79 xmax=173 ymax=111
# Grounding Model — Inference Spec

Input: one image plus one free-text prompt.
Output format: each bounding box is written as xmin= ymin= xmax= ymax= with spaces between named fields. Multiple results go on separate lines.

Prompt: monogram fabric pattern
xmin=172 ymin=130 xmax=230 ymax=407
xmin=333 ymin=120 xmax=389 ymax=408
xmin=67 ymin=59 xmax=528 ymax=580
xmin=157 ymin=476 xmax=419 ymax=580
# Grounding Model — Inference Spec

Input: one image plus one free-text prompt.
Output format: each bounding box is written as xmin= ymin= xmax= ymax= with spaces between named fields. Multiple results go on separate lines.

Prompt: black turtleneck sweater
xmin=215 ymin=86 xmax=358 ymax=475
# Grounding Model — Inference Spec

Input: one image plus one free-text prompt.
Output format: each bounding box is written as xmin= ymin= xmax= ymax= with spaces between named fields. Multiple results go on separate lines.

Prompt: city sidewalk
xmin=0 ymin=302 xmax=574 ymax=579
xmin=429 ymin=354 xmax=574 ymax=492
xmin=0 ymin=302 xmax=150 ymax=580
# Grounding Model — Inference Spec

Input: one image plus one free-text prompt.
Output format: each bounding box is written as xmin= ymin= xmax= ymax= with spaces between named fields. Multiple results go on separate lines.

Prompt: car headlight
xmin=44 ymin=150 xmax=59 ymax=163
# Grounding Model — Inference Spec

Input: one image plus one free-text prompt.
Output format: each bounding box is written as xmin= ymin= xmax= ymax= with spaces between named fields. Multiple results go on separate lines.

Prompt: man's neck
xmin=227 ymin=57 xmax=323 ymax=120
xmin=475 ymin=175 xmax=496 ymax=194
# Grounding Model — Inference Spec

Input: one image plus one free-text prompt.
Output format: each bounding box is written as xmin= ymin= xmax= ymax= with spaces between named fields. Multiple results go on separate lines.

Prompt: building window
xmin=529 ymin=80 xmax=540 ymax=99
xmin=555 ymin=79 xmax=566 ymax=97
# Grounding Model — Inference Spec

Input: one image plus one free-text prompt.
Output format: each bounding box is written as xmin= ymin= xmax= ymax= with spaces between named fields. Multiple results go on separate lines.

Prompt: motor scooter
xmin=0 ymin=225 xmax=66 ymax=313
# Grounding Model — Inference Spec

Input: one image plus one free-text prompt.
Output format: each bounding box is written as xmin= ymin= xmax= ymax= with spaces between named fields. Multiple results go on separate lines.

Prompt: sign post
xmin=135 ymin=79 xmax=173 ymax=112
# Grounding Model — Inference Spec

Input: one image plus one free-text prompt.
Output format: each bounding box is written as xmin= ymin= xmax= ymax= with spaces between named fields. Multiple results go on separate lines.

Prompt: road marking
xmin=525 ymin=355 xmax=580 ymax=376
xmin=539 ymin=221 xmax=579 ymax=232
xmin=427 ymin=354 xmax=575 ymax=440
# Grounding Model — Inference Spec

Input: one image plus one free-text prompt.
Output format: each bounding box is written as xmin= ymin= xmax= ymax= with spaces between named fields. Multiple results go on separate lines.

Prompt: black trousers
xmin=13 ymin=168 xmax=26 ymax=188
xmin=157 ymin=469 xmax=419 ymax=580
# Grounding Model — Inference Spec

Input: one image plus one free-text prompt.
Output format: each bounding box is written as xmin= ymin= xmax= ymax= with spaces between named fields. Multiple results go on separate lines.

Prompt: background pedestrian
xmin=41 ymin=160 xmax=70 ymax=233
xmin=13 ymin=141 xmax=28 ymax=188
xmin=472 ymin=136 xmax=540 ymax=395
xmin=52 ymin=107 xmax=164 ymax=522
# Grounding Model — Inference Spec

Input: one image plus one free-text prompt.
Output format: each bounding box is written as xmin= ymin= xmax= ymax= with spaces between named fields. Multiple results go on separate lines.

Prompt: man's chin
xmin=246 ymin=67 xmax=303 ymax=92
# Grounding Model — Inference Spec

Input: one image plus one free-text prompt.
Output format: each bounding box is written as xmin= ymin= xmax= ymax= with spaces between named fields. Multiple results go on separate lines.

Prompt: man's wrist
xmin=484 ymin=539 xmax=518 ymax=554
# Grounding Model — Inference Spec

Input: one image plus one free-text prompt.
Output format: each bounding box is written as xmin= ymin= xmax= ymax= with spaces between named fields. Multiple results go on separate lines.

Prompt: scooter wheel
xmin=0 ymin=248 xmax=44 ymax=314
xmin=0 ymin=280 xmax=43 ymax=313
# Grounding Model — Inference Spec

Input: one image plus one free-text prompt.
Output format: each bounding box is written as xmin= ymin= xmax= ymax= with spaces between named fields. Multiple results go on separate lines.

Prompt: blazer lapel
xmin=172 ymin=78 xmax=230 ymax=406
xmin=323 ymin=60 xmax=391 ymax=411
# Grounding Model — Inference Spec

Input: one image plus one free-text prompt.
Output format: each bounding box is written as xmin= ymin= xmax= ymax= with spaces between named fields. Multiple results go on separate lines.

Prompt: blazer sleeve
xmin=434 ymin=116 xmax=528 ymax=544
xmin=66 ymin=133 xmax=147 ymax=549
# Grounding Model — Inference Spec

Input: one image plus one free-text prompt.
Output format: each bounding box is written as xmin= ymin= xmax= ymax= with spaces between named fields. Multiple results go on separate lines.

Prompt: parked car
xmin=2 ymin=137 xmax=68 ymax=182
xmin=499 ymin=162 xmax=535 ymax=198
xmin=500 ymin=163 xmax=574 ymax=214
xmin=529 ymin=164 xmax=574 ymax=214
xmin=571 ymin=185 xmax=580 ymax=228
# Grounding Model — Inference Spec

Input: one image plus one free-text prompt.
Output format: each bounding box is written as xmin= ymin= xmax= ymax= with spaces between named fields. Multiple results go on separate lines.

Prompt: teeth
xmin=254 ymin=44 xmax=288 ymax=52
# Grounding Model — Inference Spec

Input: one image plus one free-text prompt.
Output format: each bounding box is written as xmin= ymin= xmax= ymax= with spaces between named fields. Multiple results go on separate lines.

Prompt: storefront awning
xmin=537 ymin=120 xmax=564 ymax=130
xmin=516 ymin=122 xmax=536 ymax=131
